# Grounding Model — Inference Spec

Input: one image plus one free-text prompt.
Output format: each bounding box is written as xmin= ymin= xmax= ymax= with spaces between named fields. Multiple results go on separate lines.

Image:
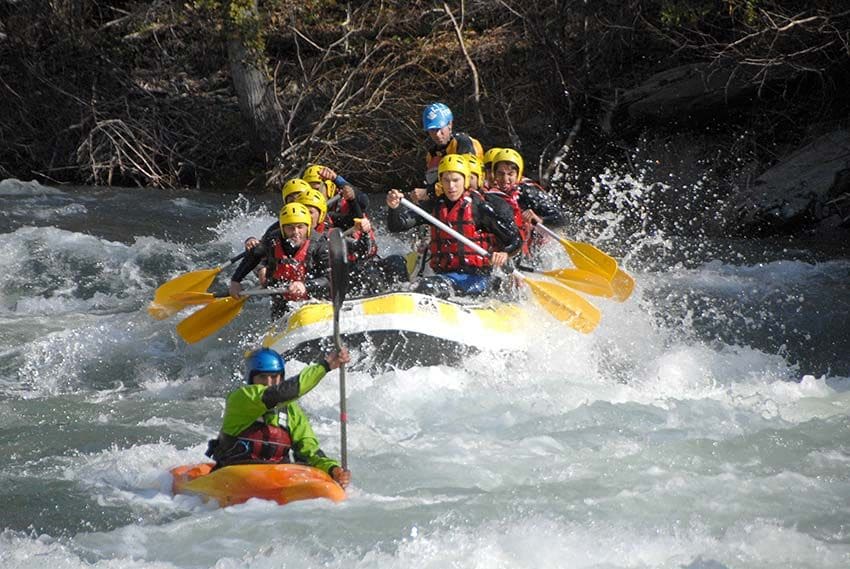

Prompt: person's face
xmin=283 ymin=222 xmax=309 ymax=246
xmin=252 ymin=371 xmax=281 ymax=386
xmin=494 ymin=162 xmax=519 ymax=189
xmin=468 ymin=173 xmax=479 ymax=191
xmin=440 ymin=171 xmax=466 ymax=201
xmin=306 ymin=206 xmax=321 ymax=229
xmin=428 ymin=123 xmax=452 ymax=146
xmin=308 ymin=181 xmax=323 ymax=192
xmin=284 ymin=192 xmax=301 ymax=204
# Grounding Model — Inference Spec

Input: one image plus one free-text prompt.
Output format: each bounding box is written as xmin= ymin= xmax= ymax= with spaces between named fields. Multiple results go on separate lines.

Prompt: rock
xmin=618 ymin=63 xmax=774 ymax=123
xmin=737 ymin=129 xmax=850 ymax=233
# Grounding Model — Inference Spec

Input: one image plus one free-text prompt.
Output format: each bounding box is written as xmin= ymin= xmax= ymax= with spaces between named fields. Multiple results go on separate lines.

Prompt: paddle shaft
xmin=328 ymin=229 xmax=349 ymax=472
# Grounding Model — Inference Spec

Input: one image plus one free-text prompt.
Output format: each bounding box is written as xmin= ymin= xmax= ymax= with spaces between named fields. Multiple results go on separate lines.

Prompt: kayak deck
xmin=170 ymin=462 xmax=346 ymax=507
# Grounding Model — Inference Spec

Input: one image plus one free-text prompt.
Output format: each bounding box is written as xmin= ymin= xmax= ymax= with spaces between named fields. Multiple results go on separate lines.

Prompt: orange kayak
xmin=170 ymin=462 xmax=347 ymax=507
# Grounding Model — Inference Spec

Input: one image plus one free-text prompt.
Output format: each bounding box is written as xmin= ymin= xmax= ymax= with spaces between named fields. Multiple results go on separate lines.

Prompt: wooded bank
xmin=1 ymin=1 xmax=848 ymax=235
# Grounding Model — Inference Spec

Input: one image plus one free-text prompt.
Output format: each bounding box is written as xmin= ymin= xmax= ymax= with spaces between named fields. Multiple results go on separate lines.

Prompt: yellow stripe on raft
xmin=170 ymin=463 xmax=346 ymax=507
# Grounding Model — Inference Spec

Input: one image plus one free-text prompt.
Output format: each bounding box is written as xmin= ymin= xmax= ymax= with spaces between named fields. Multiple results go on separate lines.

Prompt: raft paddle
xmin=517 ymin=265 xmax=614 ymax=298
xmin=328 ymin=228 xmax=349 ymax=471
xmin=148 ymin=252 xmax=246 ymax=320
xmin=534 ymin=222 xmax=635 ymax=302
xmin=398 ymin=198 xmax=601 ymax=333
xmin=175 ymin=288 xmax=284 ymax=344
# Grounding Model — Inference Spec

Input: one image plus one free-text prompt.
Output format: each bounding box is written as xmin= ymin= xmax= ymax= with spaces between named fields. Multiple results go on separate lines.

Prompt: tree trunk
xmin=226 ymin=14 xmax=284 ymax=164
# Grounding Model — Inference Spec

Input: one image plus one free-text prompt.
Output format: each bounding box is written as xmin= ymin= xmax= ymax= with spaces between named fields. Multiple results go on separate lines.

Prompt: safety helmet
xmin=244 ymin=347 xmax=285 ymax=383
xmin=464 ymin=153 xmax=483 ymax=181
xmin=281 ymin=178 xmax=312 ymax=203
xmin=295 ymin=188 xmax=328 ymax=224
xmin=482 ymin=147 xmax=502 ymax=168
xmin=278 ymin=202 xmax=313 ymax=236
xmin=491 ymin=148 xmax=524 ymax=180
xmin=422 ymin=102 xmax=453 ymax=131
xmin=301 ymin=165 xmax=338 ymax=199
xmin=437 ymin=154 xmax=470 ymax=189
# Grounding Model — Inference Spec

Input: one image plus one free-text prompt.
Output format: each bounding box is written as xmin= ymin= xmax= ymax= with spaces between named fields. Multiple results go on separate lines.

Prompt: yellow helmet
xmin=464 ymin=153 xmax=483 ymax=181
xmin=278 ymin=202 xmax=313 ymax=235
xmin=437 ymin=154 xmax=470 ymax=189
xmin=295 ymin=188 xmax=328 ymax=224
xmin=482 ymin=147 xmax=502 ymax=168
xmin=281 ymin=178 xmax=312 ymax=203
xmin=491 ymin=148 xmax=524 ymax=180
xmin=301 ymin=165 xmax=337 ymax=199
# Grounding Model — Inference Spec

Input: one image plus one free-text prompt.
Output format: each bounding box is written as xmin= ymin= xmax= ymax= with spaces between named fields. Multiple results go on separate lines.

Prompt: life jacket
xmin=429 ymin=194 xmax=492 ymax=272
xmin=484 ymin=186 xmax=529 ymax=254
xmin=269 ymin=238 xmax=311 ymax=300
xmin=425 ymin=132 xmax=484 ymax=184
xmin=234 ymin=421 xmax=293 ymax=463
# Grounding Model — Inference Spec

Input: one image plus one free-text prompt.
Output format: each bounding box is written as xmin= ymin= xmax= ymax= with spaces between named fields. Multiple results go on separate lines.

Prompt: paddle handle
xmin=532 ymin=221 xmax=559 ymax=242
xmin=399 ymin=198 xmax=489 ymax=257
xmin=223 ymin=251 xmax=247 ymax=268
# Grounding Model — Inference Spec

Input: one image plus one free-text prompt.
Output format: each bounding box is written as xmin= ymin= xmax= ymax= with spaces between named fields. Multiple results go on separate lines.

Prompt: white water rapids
xmin=0 ymin=177 xmax=848 ymax=569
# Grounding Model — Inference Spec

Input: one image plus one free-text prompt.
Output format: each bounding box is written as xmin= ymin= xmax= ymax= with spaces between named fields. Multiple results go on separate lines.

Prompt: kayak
xmin=170 ymin=462 xmax=346 ymax=507
xmin=261 ymin=291 xmax=529 ymax=368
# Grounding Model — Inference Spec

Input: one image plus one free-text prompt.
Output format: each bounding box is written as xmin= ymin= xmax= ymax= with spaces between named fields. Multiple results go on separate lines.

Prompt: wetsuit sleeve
xmin=474 ymin=199 xmax=522 ymax=255
xmin=288 ymin=402 xmax=340 ymax=474
xmin=518 ymin=183 xmax=567 ymax=227
xmin=230 ymin=248 xmax=264 ymax=283
xmin=260 ymin=361 xmax=330 ymax=408
xmin=305 ymin=238 xmax=330 ymax=299
xmin=388 ymin=201 xmax=429 ymax=232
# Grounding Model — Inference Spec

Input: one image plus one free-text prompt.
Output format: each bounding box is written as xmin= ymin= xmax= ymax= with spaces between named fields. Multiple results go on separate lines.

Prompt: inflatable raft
xmin=170 ymin=463 xmax=346 ymax=507
xmin=261 ymin=291 xmax=529 ymax=369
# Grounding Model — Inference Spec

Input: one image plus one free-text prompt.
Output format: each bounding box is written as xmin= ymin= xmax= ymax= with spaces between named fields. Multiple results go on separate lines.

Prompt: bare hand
xmin=386 ymin=189 xmax=403 ymax=209
xmin=288 ymin=281 xmax=307 ymax=297
xmin=356 ymin=217 xmax=371 ymax=233
xmin=244 ymin=237 xmax=260 ymax=251
xmin=491 ymin=251 xmax=509 ymax=268
xmin=228 ymin=280 xmax=244 ymax=299
xmin=408 ymin=187 xmax=428 ymax=203
xmin=342 ymin=185 xmax=356 ymax=201
xmin=319 ymin=166 xmax=337 ymax=180
xmin=331 ymin=466 xmax=351 ymax=489
xmin=325 ymin=347 xmax=351 ymax=369
xmin=521 ymin=209 xmax=542 ymax=225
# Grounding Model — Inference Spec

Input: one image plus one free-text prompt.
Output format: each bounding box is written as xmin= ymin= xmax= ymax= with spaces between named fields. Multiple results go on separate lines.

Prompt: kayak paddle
xmin=328 ymin=228 xmax=349 ymax=471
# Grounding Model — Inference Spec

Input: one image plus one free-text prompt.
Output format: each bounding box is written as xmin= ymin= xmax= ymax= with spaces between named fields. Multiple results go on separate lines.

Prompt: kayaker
xmin=229 ymin=202 xmax=330 ymax=319
xmin=386 ymin=154 xmax=521 ymax=298
xmin=207 ymin=347 xmax=352 ymax=489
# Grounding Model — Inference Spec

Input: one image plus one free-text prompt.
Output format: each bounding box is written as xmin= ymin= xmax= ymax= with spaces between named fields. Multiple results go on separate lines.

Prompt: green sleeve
xmin=296 ymin=362 xmax=328 ymax=397
xmin=287 ymin=402 xmax=340 ymax=475
xmin=220 ymin=384 xmax=268 ymax=436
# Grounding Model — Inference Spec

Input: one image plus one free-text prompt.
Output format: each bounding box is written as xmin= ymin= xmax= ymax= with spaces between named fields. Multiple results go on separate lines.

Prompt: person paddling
xmin=229 ymin=202 xmax=330 ymax=319
xmin=386 ymin=154 xmax=521 ymax=298
xmin=302 ymin=164 xmax=370 ymax=231
xmin=207 ymin=347 xmax=352 ymax=489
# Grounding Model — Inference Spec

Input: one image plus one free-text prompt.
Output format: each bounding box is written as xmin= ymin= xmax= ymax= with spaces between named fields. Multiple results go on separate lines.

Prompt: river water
xmin=1 ymin=177 xmax=849 ymax=568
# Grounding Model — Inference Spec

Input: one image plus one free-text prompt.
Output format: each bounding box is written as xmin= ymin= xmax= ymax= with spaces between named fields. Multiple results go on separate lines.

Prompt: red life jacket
xmin=270 ymin=238 xmax=311 ymax=300
xmin=236 ymin=422 xmax=293 ymax=463
xmin=486 ymin=186 xmax=530 ymax=255
xmin=429 ymin=194 xmax=492 ymax=272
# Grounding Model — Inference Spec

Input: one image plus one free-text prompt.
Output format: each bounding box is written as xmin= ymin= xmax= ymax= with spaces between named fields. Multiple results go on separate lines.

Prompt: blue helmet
xmin=244 ymin=348 xmax=285 ymax=383
xmin=422 ymin=102 xmax=453 ymax=131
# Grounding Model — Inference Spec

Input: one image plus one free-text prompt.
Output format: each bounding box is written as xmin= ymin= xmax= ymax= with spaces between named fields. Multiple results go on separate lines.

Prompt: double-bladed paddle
xmin=328 ymin=228 xmax=349 ymax=470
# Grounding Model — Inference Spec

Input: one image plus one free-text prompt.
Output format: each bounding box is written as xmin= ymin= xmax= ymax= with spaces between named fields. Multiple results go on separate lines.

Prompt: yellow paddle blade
xmin=611 ymin=269 xmax=635 ymax=302
xmin=168 ymin=291 xmax=218 ymax=305
xmin=542 ymin=268 xmax=614 ymax=298
xmin=558 ymin=238 xmax=618 ymax=281
xmin=147 ymin=267 xmax=223 ymax=320
xmin=521 ymin=276 xmax=601 ymax=333
xmin=176 ymin=296 xmax=248 ymax=344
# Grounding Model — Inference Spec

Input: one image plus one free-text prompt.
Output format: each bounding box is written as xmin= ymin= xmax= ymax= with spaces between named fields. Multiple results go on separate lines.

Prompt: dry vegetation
xmin=1 ymin=0 xmax=848 ymax=195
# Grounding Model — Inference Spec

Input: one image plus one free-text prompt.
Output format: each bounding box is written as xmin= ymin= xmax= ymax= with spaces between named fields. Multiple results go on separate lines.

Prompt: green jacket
xmin=216 ymin=362 xmax=339 ymax=474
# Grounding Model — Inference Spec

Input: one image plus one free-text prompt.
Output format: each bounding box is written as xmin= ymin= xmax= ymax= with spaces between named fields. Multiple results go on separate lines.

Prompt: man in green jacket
xmin=208 ymin=347 xmax=352 ymax=489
